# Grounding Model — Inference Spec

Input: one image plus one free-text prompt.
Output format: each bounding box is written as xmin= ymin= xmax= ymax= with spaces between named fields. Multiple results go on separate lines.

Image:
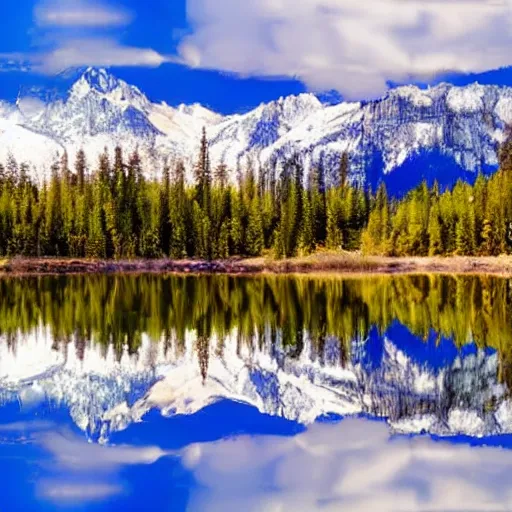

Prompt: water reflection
xmin=0 ymin=274 xmax=510 ymax=440
xmin=184 ymin=418 xmax=512 ymax=512
xmin=3 ymin=273 xmax=512 ymax=510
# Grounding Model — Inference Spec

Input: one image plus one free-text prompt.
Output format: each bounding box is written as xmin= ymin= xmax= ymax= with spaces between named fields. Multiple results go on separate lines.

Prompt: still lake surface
xmin=1 ymin=274 xmax=512 ymax=510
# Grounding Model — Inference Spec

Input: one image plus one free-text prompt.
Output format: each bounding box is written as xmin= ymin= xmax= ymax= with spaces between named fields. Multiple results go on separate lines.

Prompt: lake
xmin=1 ymin=273 xmax=512 ymax=511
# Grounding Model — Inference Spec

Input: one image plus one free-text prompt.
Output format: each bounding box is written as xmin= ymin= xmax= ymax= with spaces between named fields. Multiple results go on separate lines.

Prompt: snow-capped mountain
xmin=2 ymin=67 xmax=512 ymax=191
xmin=0 ymin=327 xmax=507 ymax=442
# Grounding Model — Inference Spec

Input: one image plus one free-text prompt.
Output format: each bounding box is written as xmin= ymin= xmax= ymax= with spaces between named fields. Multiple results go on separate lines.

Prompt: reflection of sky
xmin=359 ymin=321 xmax=495 ymax=373
xmin=0 ymin=400 xmax=302 ymax=511
xmin=185 ymin=417 xmax=512 ymax=512
xmin=2 ymin=401 xmax=512 ymax=511
xmin=0 ymin=322 xmax=510 ymax=511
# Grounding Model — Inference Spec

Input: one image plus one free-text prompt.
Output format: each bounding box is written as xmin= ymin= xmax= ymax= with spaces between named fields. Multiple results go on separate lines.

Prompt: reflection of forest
xmin=1 ymin=273 xmax=512 ymax=389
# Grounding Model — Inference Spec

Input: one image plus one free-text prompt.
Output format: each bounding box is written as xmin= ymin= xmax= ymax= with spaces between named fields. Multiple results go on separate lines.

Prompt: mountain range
xmin=3 ymin=67 xmax=512 ymax=193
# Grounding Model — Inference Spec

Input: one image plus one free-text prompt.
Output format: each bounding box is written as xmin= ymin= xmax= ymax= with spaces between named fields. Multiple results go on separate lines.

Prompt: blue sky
xmin=2 ymin=0 xmax=512 ymax=114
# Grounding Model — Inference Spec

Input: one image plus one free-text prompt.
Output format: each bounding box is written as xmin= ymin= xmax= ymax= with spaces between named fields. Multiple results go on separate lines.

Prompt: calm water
xmin=2 ymin=274 xmax=512 ymax=510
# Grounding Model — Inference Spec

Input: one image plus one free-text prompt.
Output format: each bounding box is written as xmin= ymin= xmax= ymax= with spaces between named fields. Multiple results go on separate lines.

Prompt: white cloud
xmin=35 ymin=0 xmax=132 ymax=28
xmin=178 ymin=0 xmax=512 ymax=98
xmin=184 ymin=418 xmax=512 ymax=511
xmin=0 ymin=0 xmax=169 ymax=74
xmin=31 ymin=39 xmax=169 ymax=74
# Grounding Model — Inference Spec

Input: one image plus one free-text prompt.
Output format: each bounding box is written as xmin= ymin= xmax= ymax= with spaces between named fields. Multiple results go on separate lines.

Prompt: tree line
xmin=0 ymin=130 xmax=368 ymax=259
xmin=1 ymin=131 xmax=512 ymax=259
xmin=363 ymin=138 xmax=512 ymax=256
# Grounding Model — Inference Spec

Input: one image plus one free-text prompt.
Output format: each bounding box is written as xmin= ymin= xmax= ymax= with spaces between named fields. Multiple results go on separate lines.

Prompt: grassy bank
xmin=3 ymin=252 xmax=512 ymax=277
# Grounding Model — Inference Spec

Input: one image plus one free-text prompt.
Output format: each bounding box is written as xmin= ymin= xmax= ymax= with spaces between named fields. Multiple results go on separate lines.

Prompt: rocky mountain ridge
xmin=2 ymin=67 xmax=512 ymax=191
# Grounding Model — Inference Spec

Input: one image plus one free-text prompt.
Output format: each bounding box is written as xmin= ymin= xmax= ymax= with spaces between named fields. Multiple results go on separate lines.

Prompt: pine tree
xmin=481 ymin=218 xmax=494 ymax=256
xmin=456 ymin=207 xmax=476 ymax=255
xmin=160 ymin=164 xmax=171 ymax=255
xmin=86 ymin=178 xmax=106 ymax=258
xmin=428 ymin=202 xmax=443 ymax=256
xmin=192 ymin=201 xmax=210 ymax=259
xmin=215 ymin=163 xmax=228 ymax=189
xmin=230 ymin=188 xmax=244 ymax=255
xmin=326 ymin=188 xmax=343 ymax=250
xmin=217 ymin=221 xmax=230 ymax=259
xmin=299 ymin=189 xmax=315 ymax=255
xmin=75 ymin=149 xmax=87 ymax=192
xmin=195 ymin=127 xmax=211 ymax=212
xmin=15 ymin=141 xmax=512 ymax=261
xmin=245 ymin=195 xmax=264 ymax=257
xmin=361 ymin=182 xmax=390 ymax=255
xmin=309 ymin=165 xmax=327 ymax=246
xmin=169 ymin=161 xmax=188 ymax=259
xmin=46 ymin=159 xmax=65 ymax=255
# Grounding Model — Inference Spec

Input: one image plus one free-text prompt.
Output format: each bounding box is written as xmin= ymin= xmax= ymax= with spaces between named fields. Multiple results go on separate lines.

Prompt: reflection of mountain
xmin=0 ymin=327 xmax=508 ymax=441
xmin=0 ymin=329 xmax=170 ymax=441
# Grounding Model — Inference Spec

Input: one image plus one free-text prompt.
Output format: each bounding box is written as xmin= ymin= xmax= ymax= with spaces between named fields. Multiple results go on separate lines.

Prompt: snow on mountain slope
xmin=208 ymin=93 xmax=323 ymax=169
xmin=3 ymin=67 xmax=512 ymax=188
xmin=7 ymin=68 xmax=224 ymax=179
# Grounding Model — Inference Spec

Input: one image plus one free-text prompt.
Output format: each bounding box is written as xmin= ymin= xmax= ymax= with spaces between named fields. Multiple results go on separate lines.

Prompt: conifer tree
xmin=230 ymin=188 xmax=244 ymax=255
xmin=245 ymin=195 xmax=264 ymax=256
xmin=169 ymin=161 xmax=188 ymax=258
xmin=326 ymin=188 xmax=343 ymax=250
xmin=361 ymin=182 xmax=390 ymax=255
xmin=309 ymin=165 xmax=327 ymax=246
xmin=159 ymin=164 xmax=171 ymax=255
xmin=86 ymin=178 xmax=106 ymax=258
xmin=217 ymin=221 xmax=230 ymax=259
xmin=195 ymin=127 xmax=211 ymax=212
xmin=456 ymin=208 xmax=476 ymax=256
xmin=215 ymin=163 xmax=228 ymax=188
xmin=75 ymin=149 xmax=87 ymax=193
xmin=299 ymin=189 xmax=315 ymax=254
xmin=428 ymin=201 xmax=443 ymax=256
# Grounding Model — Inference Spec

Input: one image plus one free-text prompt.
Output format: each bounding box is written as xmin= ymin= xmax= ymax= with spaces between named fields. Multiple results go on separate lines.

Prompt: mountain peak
xmin=68 ymin=66 xmax=150 ymax=113
xmin=80 ymin=67 xmax=119 ymax=93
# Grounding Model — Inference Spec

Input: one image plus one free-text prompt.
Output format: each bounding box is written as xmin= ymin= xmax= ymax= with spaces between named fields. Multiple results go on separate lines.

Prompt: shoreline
xmin=3 ymin=254 xmax=512 ymax=277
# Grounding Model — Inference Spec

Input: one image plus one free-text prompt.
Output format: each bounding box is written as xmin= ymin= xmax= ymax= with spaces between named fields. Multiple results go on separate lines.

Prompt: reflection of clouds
xmin=39 ymin=430 xmax=168 ymax=471
xmin=38 ymin=481 xmax=122 ymax=503
xmin=0 ymin=421 xmax=172 ymax=505
xmin=0 ymin=421 xmax=53 ymax=432
xmin=184 ymin=418 xmax=512 ymax=512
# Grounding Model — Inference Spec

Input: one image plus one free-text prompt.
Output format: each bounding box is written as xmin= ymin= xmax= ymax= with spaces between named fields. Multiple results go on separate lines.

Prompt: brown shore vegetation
xmin=4 ymin=252 xmax=512 ymax=277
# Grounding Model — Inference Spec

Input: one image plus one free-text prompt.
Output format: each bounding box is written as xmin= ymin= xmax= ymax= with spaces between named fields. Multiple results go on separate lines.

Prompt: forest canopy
xmin=1 ymin=131 xmax=512 ymax=259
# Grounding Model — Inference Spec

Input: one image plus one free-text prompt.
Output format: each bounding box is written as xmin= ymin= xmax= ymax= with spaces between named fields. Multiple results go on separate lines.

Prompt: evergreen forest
xmin=2 ymin=130 xmax=512 ymax=259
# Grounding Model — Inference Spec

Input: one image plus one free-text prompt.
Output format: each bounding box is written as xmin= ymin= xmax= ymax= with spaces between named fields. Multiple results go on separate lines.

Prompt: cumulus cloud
xmin=1 ymin=0 xmax=169 ymax=74
xmin=184 ymin=418 xmax=512 ymax=511
xmin=31 ymin=39 xmax=168 ymax=74
xmin=35 ymin=0 xmax=132 ymax=28
xmin=178 ymin=0 xmax=512 ymax=98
